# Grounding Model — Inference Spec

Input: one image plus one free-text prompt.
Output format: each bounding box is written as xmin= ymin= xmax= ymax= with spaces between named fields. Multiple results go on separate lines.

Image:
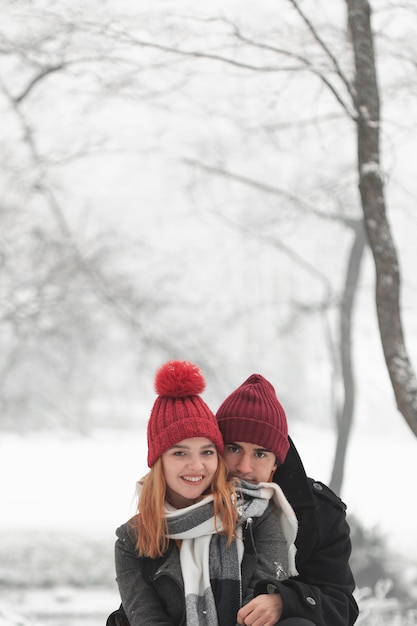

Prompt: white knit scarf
xmin=164 ymin=480 xmax=298 ymax=626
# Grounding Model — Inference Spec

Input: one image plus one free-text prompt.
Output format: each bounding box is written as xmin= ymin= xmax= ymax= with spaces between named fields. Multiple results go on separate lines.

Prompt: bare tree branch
xmin=184 ymin=156 xmax=338 ymax=306
xmin=183 ymin=156 xmax=357 ymax=225
xmin=286 ymin=0 xmax=359 ymax=111
xmin=14 ymin=64 xmax=65 ymax=103
xmin=230 ymin=24 xmax=357 ymax=119
xmin=102 ymin=25 xmax=288 ymax=73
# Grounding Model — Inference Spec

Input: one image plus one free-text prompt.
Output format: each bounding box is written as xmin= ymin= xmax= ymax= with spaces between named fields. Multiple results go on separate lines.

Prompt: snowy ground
xmin=1 ymin=423 xmax=416 ymax=624
xmin=0 ymin=588 xmax=119 ymax=626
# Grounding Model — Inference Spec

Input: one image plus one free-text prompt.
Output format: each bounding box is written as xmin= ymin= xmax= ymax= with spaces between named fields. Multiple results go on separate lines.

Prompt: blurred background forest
xmin=1 ymin=0 xmax=417 ymax=624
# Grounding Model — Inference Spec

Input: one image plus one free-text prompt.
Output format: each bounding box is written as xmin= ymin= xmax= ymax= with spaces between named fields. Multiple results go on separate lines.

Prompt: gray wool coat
xmin=115 ymin=500 xmax=289 ymax=626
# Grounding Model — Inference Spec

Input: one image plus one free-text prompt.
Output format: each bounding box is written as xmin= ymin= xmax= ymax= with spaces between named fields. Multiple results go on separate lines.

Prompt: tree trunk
xmin=346 ymin=0 xmax=417 ymax=436
xmin=330 ymin=222 xmax=366 ymax=494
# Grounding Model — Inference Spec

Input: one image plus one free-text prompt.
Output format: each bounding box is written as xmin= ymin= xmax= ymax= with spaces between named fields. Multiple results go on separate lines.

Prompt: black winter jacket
xmin=107 ymin=437 xmax=359 ymax=626
xmin=269 ymin=437 xmax=359 ymax=625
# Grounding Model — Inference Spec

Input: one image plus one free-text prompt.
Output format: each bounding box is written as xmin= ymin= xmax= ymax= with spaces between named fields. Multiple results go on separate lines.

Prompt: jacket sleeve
xmin=242 ymin=501 xmax=289 ymax=606
xmin=266 ymin=484 xmax=359 ymax=626
xmin=115 ymin=521 xmax=175 ymax=626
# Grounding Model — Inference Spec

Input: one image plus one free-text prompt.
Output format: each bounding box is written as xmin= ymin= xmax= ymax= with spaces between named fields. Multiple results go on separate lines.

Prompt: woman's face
xmin=161 ymin=437 xmax=218 ymax=508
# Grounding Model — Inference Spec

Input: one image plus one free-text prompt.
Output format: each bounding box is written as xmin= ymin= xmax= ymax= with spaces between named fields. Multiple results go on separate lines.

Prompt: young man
xmin=216 ymin=373 xmax=359 ymax=626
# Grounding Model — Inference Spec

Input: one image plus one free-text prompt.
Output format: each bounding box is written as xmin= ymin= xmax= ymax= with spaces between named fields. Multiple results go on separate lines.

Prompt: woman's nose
xmin=187 ymin=455 xmax=204 ymax=469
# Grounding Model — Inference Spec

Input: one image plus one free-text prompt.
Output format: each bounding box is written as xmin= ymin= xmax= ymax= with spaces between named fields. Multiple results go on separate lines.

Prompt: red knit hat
xmin=147 ymin=360 xmax=224 ymax=467
xmin=216 ymin=373 xmax=289 ymax=464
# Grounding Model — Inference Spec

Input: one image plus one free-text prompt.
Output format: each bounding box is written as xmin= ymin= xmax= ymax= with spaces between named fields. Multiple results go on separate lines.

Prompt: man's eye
xmin=227 ymin=446 xmax=239 ymax=453
xmin=255 ymin=452 xmax=266 ymax=458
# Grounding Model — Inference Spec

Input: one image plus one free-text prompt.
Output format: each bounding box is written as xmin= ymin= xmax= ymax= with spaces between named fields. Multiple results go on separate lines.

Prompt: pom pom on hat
xmin=147 ymin=360 xmax=224 ymax=467
xmin=155 ymin=360 xmax=205 ymax=397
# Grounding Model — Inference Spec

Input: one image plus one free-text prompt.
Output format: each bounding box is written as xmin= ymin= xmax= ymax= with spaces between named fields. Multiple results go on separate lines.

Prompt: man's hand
xmin=237 ymin=593 xmax=283 ymax=626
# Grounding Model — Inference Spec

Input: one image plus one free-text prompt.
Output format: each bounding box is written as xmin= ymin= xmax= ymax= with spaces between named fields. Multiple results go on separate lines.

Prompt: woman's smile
xmin=181 ymin=474 xmax=205 ymax=482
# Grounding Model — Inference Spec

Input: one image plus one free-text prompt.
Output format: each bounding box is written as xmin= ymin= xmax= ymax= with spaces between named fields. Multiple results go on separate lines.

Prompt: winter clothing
xmin=108 ymin=436 xmax=358 ymax=626
xmin=238 ymin=480 xmax=298 ymax=578
xmin=276 ymin=617 xmax=316 ymax=626
xmin=115 ymin=482 xmax=296 ymax=626
xmin=269 ymin=437 xmax=359 ymax=626
xmin=164 ymin=480 xmax=296 ymax=626
xmin=147 ymin=360 xmax=224 ymax=467
xmin=166 ymin=494 xmax=243 ymax=626
xmin=216 ymin=373 xmax=289 ymax=464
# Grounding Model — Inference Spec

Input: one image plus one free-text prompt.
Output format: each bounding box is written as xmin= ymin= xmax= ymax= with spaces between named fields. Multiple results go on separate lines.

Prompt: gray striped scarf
xmin=165 ymin=480 xmax=298 ymax=626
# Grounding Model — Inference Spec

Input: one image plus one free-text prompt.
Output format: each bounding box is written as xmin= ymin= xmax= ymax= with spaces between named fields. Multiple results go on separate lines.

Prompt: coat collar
xmin=272 ymin=437 xmax=316 ymax=510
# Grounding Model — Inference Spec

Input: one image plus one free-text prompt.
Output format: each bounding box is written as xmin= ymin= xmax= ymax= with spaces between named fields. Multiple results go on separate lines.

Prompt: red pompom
xmin=154 ymin=360 xmax=205 ymax=398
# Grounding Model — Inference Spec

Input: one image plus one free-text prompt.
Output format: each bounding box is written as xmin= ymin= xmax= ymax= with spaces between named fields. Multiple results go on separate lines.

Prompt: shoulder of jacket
xmin=307 ymin=478 xmax=347 ymax=512
xmin=116 ymin=516 xmax=140 ymax=543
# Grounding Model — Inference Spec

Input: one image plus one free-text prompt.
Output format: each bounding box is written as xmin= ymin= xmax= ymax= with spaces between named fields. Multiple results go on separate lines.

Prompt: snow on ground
xmin=0 ymin=588 xmax=119 ymax=626
xmin=1 ymin=422 xmax=416 ymax=560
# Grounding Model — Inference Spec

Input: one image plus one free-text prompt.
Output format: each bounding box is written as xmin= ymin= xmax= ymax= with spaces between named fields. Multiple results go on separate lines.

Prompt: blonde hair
xmin=131 ymin=454 xmax=237 ymax=558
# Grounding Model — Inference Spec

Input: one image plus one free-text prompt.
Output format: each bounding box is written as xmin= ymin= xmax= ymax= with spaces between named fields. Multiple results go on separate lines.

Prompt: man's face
xmin=223 ymin=441 xmax=278 ymax=483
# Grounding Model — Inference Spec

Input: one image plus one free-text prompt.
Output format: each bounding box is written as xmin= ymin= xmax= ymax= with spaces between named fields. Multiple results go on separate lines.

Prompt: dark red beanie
xmin=147 ymin=360 xmax=224 ymax=467
xmin=216 ymin=373 xmax=289 ymax=464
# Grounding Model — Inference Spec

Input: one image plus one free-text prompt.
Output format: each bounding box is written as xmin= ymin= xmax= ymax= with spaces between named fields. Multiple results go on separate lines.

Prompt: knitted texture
xmin=216 ymin=374 xmax=289 ymax=464
xmin=147 ymin=360 xmax=224 ymax=467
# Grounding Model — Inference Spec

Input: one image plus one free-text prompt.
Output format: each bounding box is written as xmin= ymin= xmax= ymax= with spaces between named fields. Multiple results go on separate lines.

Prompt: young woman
xmin=113 ymin=360 xmax=298 ymax=626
